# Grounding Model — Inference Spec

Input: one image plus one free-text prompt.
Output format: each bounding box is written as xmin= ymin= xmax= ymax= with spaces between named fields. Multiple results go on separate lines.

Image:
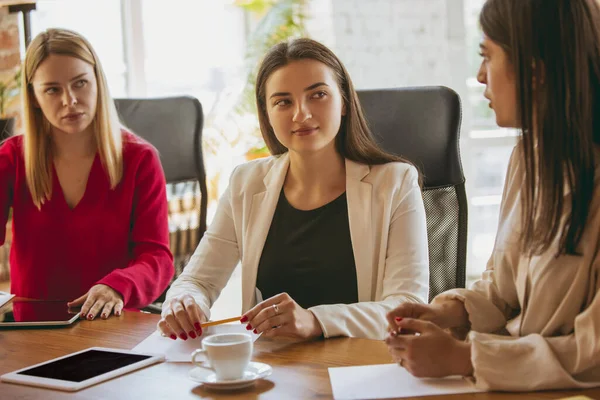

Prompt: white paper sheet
xmin=328 ymin=363 xmax=483 ymax=399
xmin=132 ymin=323 xmax=261 ymax=362
xmin=0 ymin=291 xmax=15 ymax=309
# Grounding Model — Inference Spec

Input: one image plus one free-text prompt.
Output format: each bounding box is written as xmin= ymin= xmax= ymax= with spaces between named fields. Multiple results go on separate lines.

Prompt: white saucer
xmin=189 ymin=362 xmax=272 ymax=390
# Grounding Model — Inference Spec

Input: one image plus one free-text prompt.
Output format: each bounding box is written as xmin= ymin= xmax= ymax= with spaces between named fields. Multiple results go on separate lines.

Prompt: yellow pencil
xmin=200 ymin=316 xmax=242 ymax=328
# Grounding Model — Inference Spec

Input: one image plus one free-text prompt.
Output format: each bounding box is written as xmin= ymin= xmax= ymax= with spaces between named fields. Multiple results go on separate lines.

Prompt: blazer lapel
xmin=241 ymin=154 xmax=290 ymax=311
xmin=346 ymin=159 xmax=373 ymax=302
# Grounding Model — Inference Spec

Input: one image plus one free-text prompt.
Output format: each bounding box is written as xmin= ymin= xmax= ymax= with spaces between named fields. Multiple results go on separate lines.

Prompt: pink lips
xmin=62 ymin=112 xmax=84 ymax=121
xmin=292 ymin=127 xmax=319 ymax=136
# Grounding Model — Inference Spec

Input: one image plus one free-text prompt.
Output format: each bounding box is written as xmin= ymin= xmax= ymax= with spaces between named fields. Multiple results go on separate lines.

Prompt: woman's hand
xmin=384 ymin=318 xmax=473 ymax=378
xmin=241 ymin=293 xmax=323 ymax=340
xmin=68 ymin=284 xmax=124 ymax=320
xmin=386 ymin=299 xmax=469 ymax=332
xmin=158 ymin=294 xmax=207 ymax=341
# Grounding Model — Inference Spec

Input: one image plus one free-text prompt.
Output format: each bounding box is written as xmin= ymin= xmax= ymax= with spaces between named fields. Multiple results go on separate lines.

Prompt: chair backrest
xmin=357 ymin=86 xmax=467 ymax=300
xmin=114 ymin=96 xmax=207 ymax=281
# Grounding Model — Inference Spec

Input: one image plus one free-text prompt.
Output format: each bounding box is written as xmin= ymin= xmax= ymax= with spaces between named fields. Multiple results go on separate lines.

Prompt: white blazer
xmin=166 ymin=153 xmax=429 ymax=339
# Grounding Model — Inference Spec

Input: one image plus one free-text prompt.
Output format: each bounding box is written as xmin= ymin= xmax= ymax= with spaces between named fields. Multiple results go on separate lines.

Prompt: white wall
xmin=306 ymin=0 xmax=468 ymax=97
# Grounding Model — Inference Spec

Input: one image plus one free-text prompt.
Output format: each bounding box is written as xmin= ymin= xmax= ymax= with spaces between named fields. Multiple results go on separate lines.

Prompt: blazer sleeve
xmin=97 ymin=148 xmax=174 ymax=308
xmin=164 ymin=168 xmax=241 ymax=320
xmin=436 ymin=146 xmax=522 ymax=334
xmin=464 ymin=262 xmax=600 ymax=391
xmin=309 ymin=166 xmax=430 ymax=339
xmin=435 ymin=146 xmax=600 ymax=390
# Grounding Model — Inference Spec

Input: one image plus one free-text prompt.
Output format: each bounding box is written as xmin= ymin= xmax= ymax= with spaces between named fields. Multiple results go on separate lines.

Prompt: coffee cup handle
xmin=191 ymin=349 xmax=212 ymax=369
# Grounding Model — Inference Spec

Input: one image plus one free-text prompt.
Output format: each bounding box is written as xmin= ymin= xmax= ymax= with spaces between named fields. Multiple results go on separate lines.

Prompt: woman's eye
xmin=274 ymin=99 xmax=290 ymax=107
xmin=312 ymin=91 xmax=327 ymax=99
xmin=74 ymin=79 xmax=87 ymax=88
xmin=45 ymin=87 xmax=59 ymax=94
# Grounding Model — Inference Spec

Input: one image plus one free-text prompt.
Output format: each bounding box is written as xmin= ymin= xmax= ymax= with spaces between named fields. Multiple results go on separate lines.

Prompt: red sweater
xmin=0 ymin=133 xmax=174 ymax=308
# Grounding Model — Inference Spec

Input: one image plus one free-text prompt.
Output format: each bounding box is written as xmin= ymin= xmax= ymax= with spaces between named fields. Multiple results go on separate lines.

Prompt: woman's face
xmin=30 ymin=54 xmax=98 ymax=136
xmin=264 ymin=59 xmax=346 ymax=156
xmin=477 ymin=34 xmax=518 ymax=128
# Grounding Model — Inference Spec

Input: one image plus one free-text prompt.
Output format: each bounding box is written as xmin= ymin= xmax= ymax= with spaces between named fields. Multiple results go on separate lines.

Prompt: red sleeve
xmin=0 ymin=138 xmax=17 ymax=246
xmin=98 ymin=147 xmax=174 ymax=308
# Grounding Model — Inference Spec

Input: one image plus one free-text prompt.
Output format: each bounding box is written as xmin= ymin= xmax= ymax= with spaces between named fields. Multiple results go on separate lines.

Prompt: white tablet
xmin=0 ymin=300 xmax=80 ymax=327
xmin=0 ymin=347 xmax=165 ymax=392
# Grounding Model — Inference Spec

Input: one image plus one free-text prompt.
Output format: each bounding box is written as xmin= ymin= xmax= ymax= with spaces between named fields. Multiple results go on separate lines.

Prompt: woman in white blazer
xmin=385 ymin=0 xmax=600 ymax=391
xmin=158 ymin=38 xmax=429 ymax=341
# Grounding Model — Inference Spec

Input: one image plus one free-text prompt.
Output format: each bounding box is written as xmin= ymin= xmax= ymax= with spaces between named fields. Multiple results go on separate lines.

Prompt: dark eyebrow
xmin=305 ymin=82 xmax=328 ymax=91
xmin=269 ymin=82 xmax=330 ymax=99
xmin=41 ymin=72 xmax=88 ymax=86
xmin=479 ymin=43 xmax=488 ymax=51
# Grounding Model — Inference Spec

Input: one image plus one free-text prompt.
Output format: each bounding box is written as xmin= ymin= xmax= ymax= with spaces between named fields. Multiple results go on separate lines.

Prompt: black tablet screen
xmin=17 ymin=350 xmax=152 ymax=382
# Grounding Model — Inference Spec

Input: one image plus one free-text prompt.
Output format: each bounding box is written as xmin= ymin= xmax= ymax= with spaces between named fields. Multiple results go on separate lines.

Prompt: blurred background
xmin=0 ymin=0 xmax=517 ymax=316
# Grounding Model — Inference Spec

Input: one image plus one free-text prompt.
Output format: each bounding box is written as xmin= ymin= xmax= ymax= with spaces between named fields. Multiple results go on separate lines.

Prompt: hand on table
xmin=384 ymin=318 xmax=473 ymax=378
xmin=68 ymin=284 xmax=124 ymax=320
xmin=240 ymin=292 xmax=323 ymax=340
xmin=158 ymin=294 xmax=207 ymax=341
xmin=386 ymin=299 xmax=468 ymax=333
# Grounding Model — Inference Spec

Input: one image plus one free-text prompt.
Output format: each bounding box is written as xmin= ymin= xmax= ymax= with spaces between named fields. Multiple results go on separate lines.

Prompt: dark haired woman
xmin=158 ymin=38 xmax=429 ymax=341
xmin=385 ymin=0 xmax=600 ymax=391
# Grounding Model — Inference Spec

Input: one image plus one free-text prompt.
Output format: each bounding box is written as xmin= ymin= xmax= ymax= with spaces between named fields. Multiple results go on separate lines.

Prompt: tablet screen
xmin=17 ymin=350 xmax=153 ymax=382
xmin=0 ymin=301 xmax=78 ymax=324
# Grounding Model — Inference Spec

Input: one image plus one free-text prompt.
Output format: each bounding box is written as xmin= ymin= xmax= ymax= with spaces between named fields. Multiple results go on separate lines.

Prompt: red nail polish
xmin=253 ymin=329 xmax=257 ymax=334
xmin=240 ymin=315 xmax=248 ymax=323
xmin=170 ymin=334 xmax=177 ymax=340
xmin=116 ymin=311 xmax=121 ymax=316
xmin=101 ymin=313 xmax=106 ymax=319
xmin=246 ymin=324 xmax=252 ymax=330
xmin=88 ymin=314 xmax=94 ymax=320
xmin=179 ymin=333 xmax=188 ymax=341
xmin=189 ymin=331 xmax=196 ymax=339
xmin=194 ymin=322 xmax=201 ymax=331
xmin=197 ymin=328 xmax=203 ymax=336
xmin=395 ymin=317 xmax=403 ymax=322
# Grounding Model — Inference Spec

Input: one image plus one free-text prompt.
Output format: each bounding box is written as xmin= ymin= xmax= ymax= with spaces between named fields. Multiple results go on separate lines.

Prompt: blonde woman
xmin=0 ymin=28 xmax=173 ymax=320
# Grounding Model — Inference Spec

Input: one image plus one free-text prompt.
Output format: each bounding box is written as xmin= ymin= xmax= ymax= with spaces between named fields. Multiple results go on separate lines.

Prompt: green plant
xmin=203 ymin=0 xmax=308 ymax=159
xmin=0 ymin=67 xmax=21 ymax=119
xmin=234 ymin=0 xmax=307 ymax=117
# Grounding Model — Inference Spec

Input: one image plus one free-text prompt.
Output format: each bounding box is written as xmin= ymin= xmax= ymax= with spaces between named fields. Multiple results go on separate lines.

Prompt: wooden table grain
xmin=1 ymin=311 xmax=599 ymax=399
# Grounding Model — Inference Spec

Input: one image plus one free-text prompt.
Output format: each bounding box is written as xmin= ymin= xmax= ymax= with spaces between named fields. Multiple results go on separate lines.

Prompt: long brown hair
xmin=22 ymin=28 xmax=123 ymax=209
xmin=480 ymin=0 xmax=600 ymax=256
xmin=255 ymin=38 xmax=409 ymax=166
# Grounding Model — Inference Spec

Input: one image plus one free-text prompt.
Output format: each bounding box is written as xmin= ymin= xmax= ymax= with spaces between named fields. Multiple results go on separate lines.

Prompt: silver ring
xmin=272 ymin=304 xmax=279 ymax=315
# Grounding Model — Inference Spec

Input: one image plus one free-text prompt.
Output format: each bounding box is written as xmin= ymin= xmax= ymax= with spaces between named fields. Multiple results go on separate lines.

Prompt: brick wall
xmin=0 ymin=7 xmax=22 ymax=120
xmin=0 ymin=6 xmax=20 ymax=281
xmin=305 ymin=0 xmax=469 ymax=109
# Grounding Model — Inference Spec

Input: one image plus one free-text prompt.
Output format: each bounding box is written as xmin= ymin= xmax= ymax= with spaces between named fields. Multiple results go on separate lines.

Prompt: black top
xmin=256 ymin=189 xmax=358 ymax=309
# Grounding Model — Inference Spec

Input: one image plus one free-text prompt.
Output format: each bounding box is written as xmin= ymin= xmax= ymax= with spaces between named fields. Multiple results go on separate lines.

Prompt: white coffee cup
xmin=191 ymin=333 xmax=253 ymax=381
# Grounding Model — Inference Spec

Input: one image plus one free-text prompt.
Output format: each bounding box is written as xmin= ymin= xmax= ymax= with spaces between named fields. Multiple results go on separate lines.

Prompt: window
xmin=30 ymin=0 xmax=128 ymax=98
xmin=464 ymin=0 xmax=517 ymax=284
xmin=139 ymin=0 xmax=246 ymax=112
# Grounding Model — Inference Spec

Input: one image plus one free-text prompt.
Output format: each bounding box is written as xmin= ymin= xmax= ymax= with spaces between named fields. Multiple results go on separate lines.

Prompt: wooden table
xmin=1 ymin=312 xmax=599 ymax=399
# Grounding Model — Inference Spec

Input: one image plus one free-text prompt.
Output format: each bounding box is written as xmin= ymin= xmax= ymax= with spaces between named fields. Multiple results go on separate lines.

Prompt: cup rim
xmin=202 ymin=332 xmax=252 ymax=346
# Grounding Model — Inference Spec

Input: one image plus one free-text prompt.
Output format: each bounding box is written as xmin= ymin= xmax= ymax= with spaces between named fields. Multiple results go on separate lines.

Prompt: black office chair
xmin=357 ymin=86 xmax=467 ymax=301
xmin=114 ymin=96 xmax=207 ymax=306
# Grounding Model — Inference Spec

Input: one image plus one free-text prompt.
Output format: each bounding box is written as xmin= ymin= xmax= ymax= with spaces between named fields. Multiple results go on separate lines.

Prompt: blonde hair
xmin=22 ymin=28 xmax=123 ymax=208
